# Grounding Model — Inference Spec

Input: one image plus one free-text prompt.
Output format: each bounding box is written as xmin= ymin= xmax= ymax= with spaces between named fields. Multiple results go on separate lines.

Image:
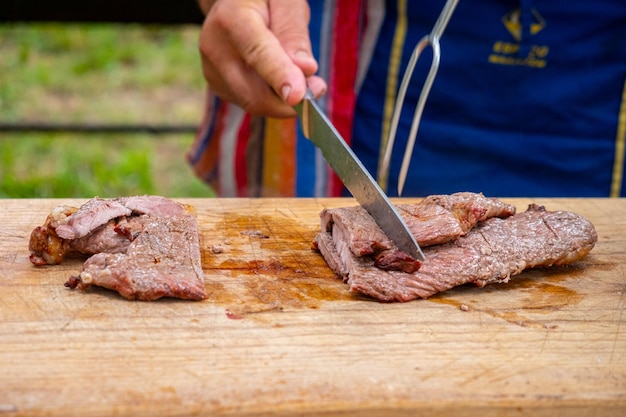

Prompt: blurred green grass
xmin=0 ymin=23 xmax=213 ymax=198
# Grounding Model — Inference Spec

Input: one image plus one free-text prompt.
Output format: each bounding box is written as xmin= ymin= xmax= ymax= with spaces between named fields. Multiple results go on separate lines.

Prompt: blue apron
xmin=352 ymin=0 xmax=626 ymax=197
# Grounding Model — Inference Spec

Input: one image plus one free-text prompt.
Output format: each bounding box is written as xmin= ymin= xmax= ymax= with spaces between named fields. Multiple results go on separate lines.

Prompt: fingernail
xmin=294 ymin=50 xmax=313 ymax=61
xmin=280 ymin=84 xmax=291 ymax=102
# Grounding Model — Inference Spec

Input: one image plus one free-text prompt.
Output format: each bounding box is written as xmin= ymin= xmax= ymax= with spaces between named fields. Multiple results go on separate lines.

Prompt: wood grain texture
xmin=0 ymin=197 xmax=624 ymax=416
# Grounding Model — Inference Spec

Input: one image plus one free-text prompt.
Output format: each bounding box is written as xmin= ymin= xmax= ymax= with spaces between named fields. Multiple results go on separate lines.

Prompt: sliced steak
xmin=30 ymin=196 xmax=207 ymax=301
xmin=55 ymin=195 xmax=190 ymax=240
xmin=117 ymin=195 xmax=192 ymax=217
xmin=404 ymin=192 xmax=517 ymax=245
xmin=65 ymin=216 xmax=206 ymax=301
xmin=320 ymin=192 xmax=516 ymax=273
xmin=30 ymin=196 xmax=194 ymax=265
xmin=55 ymin=198 xmax=131 ymax=240
xmin=68 ymin=215 xmax=152 ymax=255
xmin=315 ymin=203 xmax=597 ymax=302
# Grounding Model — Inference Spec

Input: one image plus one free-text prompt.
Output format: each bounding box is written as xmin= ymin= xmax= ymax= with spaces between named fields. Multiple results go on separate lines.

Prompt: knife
xmin=294 ymin=90 xmax=425 ymax=261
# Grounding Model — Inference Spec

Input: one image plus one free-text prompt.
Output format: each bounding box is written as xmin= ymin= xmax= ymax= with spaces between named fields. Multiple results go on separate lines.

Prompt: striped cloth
xmin=188 ymin=0 xmax=366 ymax=197
xmin=188 ymin=0 xmax=626 ymax=197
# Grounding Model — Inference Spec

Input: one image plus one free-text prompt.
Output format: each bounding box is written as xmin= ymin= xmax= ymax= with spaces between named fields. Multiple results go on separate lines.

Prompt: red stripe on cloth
xmin=276 ymin=118 xmax=297 ymax=197
xmin=328 ymin=0 xmax=361 ymax=196
xmin=235 ymin=114 xmax=251 ymax=197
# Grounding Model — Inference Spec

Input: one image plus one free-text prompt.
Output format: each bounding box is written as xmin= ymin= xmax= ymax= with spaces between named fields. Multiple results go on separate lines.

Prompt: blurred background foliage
xmin=0 ymin=23 xmax=213 ymax=198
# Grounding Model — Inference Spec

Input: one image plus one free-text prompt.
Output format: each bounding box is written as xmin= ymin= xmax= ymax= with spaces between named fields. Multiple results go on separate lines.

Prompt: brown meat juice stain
xmin=429 ymin=265 xmax=585 ymax=328
xmin=198 ymin=213 xmax=356 ymax=318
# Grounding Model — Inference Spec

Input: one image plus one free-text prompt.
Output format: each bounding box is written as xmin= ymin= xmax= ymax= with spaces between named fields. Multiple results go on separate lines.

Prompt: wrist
xmin=197 ymin=0 xmax=216 ymax=15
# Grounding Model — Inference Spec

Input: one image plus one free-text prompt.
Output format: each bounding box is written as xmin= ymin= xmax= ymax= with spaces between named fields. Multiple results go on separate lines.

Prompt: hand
xmin=198 ymin=0 xmax=327 ymax=118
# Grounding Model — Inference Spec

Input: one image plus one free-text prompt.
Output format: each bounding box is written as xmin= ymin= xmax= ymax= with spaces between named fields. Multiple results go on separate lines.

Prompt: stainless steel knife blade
xmin=294 ymin=91 xmax=425 ymax=261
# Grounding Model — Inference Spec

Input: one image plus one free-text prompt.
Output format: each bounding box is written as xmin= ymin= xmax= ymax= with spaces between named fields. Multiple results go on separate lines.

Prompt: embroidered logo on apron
xmin=488 ymin=7 xmax=549 ymax=68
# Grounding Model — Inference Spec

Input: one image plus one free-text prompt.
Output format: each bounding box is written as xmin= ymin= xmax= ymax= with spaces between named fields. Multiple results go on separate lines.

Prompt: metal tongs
xmin=379 ymin=0 xmax=460 ymax=196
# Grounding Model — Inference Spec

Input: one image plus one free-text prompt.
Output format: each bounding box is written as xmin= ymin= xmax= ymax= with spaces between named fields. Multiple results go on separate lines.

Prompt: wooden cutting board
xmin=0 ymin=197 xmax=624 ymax=416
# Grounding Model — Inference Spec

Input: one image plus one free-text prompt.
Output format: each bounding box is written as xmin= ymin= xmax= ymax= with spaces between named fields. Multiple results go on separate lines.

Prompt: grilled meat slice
xmin=29 ymin=196 xmax=195 ymax=266
xmin=403 ymin=192 xmax=517 ymax=245
xmin=68 ymin=215 xmax=152 ymax=255
xmin=320 ymin=192 xmax=516 ymax=273
xmin=55 ymin=195 xmax=190 ymax=240
xmin=54 ymin=198 xmax=131 ymax=240
xmin=30 ymin=196 xmax=206 ymax=301
xmin=316 ymin=203 xmax=597 ymax=302
xmin=65 ymin=215 xmax=206 ymax=301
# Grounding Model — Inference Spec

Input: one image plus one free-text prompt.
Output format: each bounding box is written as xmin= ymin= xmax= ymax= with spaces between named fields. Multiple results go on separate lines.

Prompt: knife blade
xmin=294 ymin=91 xmax=425 ymax=261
